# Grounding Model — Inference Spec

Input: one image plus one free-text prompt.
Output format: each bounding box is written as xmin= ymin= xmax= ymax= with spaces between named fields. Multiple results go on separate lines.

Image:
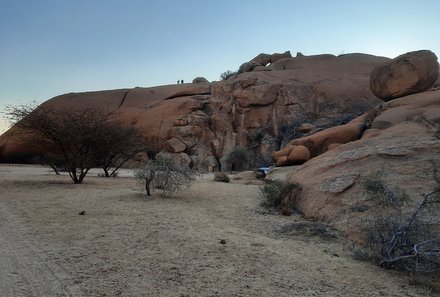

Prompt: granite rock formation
xmin=0 ymin=51 xmax=393 ymax=171
xmin=370 ymin=50 xmax=439 ymax=100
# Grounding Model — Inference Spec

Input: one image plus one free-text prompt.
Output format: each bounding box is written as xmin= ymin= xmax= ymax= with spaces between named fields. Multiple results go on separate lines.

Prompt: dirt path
xmin=0 ymin=200 xmax=85 ymax=297
xmin=0 ymin=165 xmax=434 ymax=296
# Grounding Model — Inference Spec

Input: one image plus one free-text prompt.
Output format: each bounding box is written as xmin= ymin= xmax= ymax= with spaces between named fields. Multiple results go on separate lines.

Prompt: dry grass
xmin=0 ymin=164 xmax=434 ymax=296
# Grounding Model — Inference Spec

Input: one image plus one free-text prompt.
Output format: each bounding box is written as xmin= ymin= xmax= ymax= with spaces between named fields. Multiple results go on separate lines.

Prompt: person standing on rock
xmin=177 ymin=80 xmax=180 ymax=84
xmin=181 ymin=79 xmax=184 ymax=84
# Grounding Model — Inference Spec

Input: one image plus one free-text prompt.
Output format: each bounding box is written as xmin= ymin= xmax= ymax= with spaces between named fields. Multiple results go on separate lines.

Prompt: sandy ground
xmin=0 ymin=164 xmax=435 ymax=297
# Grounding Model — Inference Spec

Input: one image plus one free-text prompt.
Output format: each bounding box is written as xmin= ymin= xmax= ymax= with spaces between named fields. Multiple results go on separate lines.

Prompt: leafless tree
xmin=96 ymin=124 xmax=144 ymax=177
xmin=220 ymin=70 xmax=237 ymax=80
xmin=362 ymin=163 xmax=440 ymax=273
xmin=5 ymin=102 xmax=144 ymax=183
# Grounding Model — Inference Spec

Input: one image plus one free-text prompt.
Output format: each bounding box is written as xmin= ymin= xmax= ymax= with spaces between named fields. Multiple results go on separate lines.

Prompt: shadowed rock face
xmin=0 ymin=52 xmax=389 ymax=169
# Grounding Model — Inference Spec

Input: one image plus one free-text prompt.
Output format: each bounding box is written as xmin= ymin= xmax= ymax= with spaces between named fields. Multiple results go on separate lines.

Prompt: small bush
xmin=363 ymin=171 xmax=409 ymax=208
xmin=220 ymin=70 xmax=237 ymax=80
xmin=135 ymin=159 xmax=198 ymax=196
xmin=214 ymin=172 xmax=230 ymax=183
xmin=260 ymin=180 xmax=301 ymax=209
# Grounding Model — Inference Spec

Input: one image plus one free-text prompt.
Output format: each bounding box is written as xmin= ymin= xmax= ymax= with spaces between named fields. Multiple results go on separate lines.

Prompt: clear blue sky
xmin=1 ymin=0 xmax=440 ymax=133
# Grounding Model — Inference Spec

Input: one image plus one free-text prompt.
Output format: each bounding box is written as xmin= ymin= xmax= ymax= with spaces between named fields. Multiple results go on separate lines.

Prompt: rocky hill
xmin=269 ymin=49 xmax=440 ymax=239
xmin=1 ymin=49 xmax=440 ymax=240
xmin=0 ymin=51 xmax=390 ymax=169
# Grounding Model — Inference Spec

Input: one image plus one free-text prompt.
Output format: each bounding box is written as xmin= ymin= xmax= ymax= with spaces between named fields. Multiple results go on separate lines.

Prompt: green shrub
xmin=260 ymin=180 xmax=301 ymax=209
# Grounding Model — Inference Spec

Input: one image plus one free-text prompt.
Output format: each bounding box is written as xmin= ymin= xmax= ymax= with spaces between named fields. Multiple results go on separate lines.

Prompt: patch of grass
xmin=275 ymin=221 xmax=339 ymax=240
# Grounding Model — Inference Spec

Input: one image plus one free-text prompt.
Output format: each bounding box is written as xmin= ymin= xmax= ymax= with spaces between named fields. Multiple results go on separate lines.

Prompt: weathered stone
xmin=275 ymin=155 xmax=289 ymax=167
xmin=192 ymin=94 xmax=211 ymax=101
xmin=174 ymin=118 xmax=187 ymax=126
xmin=175 ymin=152 xmax=192 ymax=168
xmin=253 ymin=66 xmax=271 ymax=72
xmin=267 ymin=58 xmax=292 ymax=71
xmin=157 ymin=151 xmax=192 ymax=168
xmin=165 ymin=84 xmax=211 ymax=99
xmin=164 ymin=137 xmax=186 ymax=153
xmin=370 ymin=50 xmax=439 ymax=100
xmin=250 ymin=51 xmax=292 ymax=66
xmin=273 ymin=115 xmax=368 ymax=164
xmin=188 ymin=111 xmax=210 ymax=125
xmin=239 ymin=51 xmax=293 ymax=73
xmin=298 ymin=123 xmax=316 ymax=133
xmin=376 ymin=146 xmax=412 ymax=157
xmin=238 ymin=61 xmax=260 ymax=73
xmin=319 ymin=174 xmax=359 ymax=193
xmin=250 ymin=53 xmax=272 ymax=66
xmin=272 ymin=145 xmax=294 ymax=161
xmin=327 ymin=143 xmax=343 ymax=150
xmin=234 ymin=84 xmax=281 ymax=107
xmin=287 ymin=145 xmax=310 ymax=164
xmin=192 ymin=77 xmax=210 ymax=84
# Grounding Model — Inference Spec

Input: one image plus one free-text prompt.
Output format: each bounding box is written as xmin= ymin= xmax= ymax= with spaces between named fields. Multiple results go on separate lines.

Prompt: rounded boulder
xmin=370 ymin=50 xmax=439 ymax=101
xmin=287 ymin=145 xmax=311 ymax=164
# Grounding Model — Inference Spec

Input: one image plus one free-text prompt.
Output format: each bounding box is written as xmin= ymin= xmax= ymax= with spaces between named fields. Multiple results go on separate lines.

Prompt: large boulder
xmin=272 ymin=112 xmax=375 ymax=165
xmin=164 ymin=137 xmax=186 ymax=153
xmin=192 ymin=77 xmax=210 ymax=84
xmin=238 ymin=51 xmax=293 ymax=73
xmin=370 ymin=50 xmax=439 ymax=100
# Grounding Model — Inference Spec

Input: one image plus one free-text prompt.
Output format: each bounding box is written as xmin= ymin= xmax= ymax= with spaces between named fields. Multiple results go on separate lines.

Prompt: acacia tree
xmin=96 ymin=124 xmax=144 ymax=177
xmin=5 ymin=102 xmax=143 ymax=183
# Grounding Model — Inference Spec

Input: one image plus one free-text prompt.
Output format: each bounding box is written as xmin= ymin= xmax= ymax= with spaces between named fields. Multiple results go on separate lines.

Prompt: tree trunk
xmin=49 ymin=164 xmax=60 ymax=175
xmin=145 ymin=180 xmax=151 ymax=196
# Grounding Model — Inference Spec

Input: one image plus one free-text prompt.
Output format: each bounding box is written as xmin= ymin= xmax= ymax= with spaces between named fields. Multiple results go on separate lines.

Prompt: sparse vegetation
xmin=413 ymin=115 xmax=440 ymax=139
xmin=276 ymin=120 xmax=303 ymax=147
xmin=135 ymin=159 xmax=198 ymax=196
xmin=220 ymin=70 xmax=237 ymax=81
xmin=260 ymin=179 xmax=301 ymax=209
xmin=214 ymin=172 xmax=230 ymax=183
xmin=5 ymin=102 xmax=144 ymax=183
xmin=361 ymin=164 xmax=440 ymax=274
xmin=276 ymin=221 xmax=339 ymax=240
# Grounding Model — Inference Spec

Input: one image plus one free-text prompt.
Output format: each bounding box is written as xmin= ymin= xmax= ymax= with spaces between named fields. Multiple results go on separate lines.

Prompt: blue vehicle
xmin=258 ymin=166 xmax=271 ymax=176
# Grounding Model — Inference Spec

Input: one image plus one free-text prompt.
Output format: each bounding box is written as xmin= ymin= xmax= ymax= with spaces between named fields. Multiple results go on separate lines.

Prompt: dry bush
xmin=5 ymin=102 xmax=143 ymax=183
xmin=361 ymin=164 xmax=440 ymax=273
xmin=220 ymin=70 xmax=237 ymax=80
xmin=135 ymin=159 xmax=198 ymax=196
xmin=260 ymin=180 xmax=301 ymax=209
xmin=213 ymin=172 xmax=230 ymax=183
